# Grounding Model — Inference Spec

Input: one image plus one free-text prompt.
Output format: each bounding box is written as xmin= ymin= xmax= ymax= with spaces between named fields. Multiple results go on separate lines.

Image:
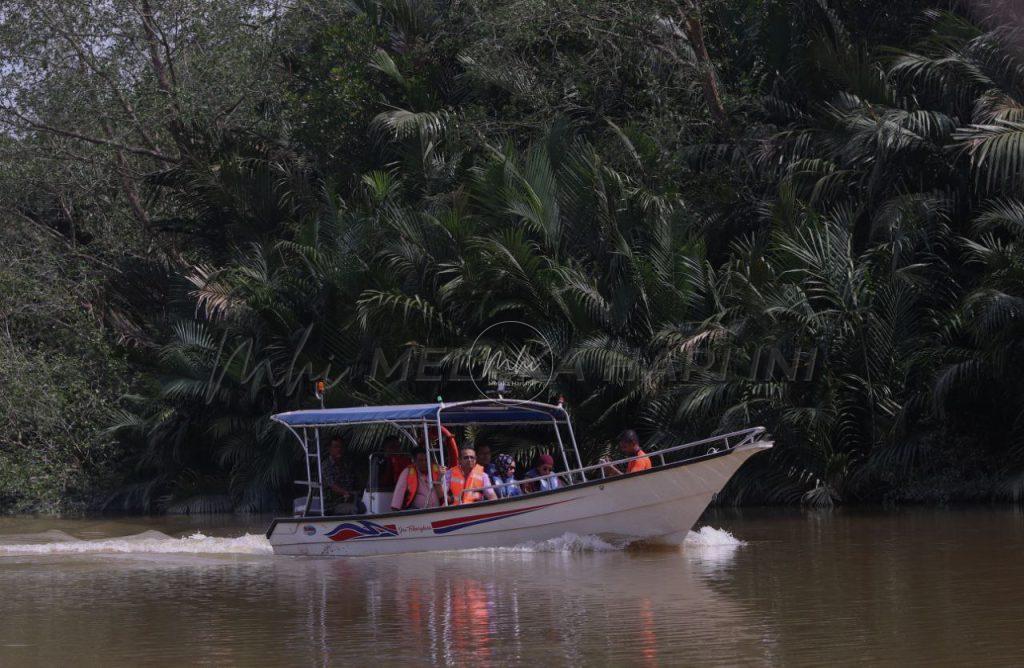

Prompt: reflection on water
xmin=2 ymin=508 xmax=1024 ymax=665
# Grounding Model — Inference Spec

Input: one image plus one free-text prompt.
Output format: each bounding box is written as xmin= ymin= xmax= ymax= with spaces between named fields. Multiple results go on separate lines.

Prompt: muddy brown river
xmin=1 ymin=507 xmax=1022 ymax=666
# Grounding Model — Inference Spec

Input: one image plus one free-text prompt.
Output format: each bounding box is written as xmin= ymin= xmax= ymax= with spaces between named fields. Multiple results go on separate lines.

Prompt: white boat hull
xmin=267 ymin=441 xmax=771 ymax=556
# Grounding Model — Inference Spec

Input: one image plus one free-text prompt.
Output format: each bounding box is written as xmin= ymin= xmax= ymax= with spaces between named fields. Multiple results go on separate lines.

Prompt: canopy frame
xmin=273 ymin=399 xmax=583 ymax=516
xmin=271 ymin=398 xmax=573 ymax=428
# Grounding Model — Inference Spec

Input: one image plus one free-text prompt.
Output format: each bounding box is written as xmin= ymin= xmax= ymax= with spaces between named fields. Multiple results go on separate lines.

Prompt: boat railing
xmin=440 ymin=425 xmax=768 ymax=502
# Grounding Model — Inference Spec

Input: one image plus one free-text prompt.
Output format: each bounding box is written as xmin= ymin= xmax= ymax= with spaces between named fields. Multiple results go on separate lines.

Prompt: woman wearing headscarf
xmin=490 ymin=454 xmax=523 ymax=498
xmin=522 ymin=453 xmax=562 ymax=494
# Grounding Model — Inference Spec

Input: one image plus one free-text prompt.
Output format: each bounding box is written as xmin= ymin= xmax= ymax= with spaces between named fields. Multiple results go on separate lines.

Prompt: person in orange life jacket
xmin=379 ymin=435 xmax=412 ymax=488
xmin=390 ymin=447 xmax=444 ymax=510
xmin=599 ymin=429 xmax=653 ymax=476
xmin=445 ymin=447 xmax=498 ymax=505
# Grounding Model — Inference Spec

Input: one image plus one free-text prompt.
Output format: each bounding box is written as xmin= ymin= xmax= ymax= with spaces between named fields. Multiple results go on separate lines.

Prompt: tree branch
xmin=35 ymin=0 xmax=165 ymax=154
xmin=3 ymin=110 xmax=177 ymax=163
xmin=137 ymin=0 xmax=188 ymax=149
xmin=678 ymin=0 xmax=729 ymax=132
xmin=100 ymin=117 xmax=153 ymax=226
xmin=1 ymin=208 xmax=124 ymax=274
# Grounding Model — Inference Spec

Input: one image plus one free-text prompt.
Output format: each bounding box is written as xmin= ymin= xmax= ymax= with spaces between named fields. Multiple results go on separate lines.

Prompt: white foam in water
xmin=464 ymin=532 xmax=621 ymax=553
xmin=0 ymin=527 xmax=742 ymax=557
xmin=532 ymin=533 xmax=619 ymax=552
xmin=464 ymin=527 xmax=744 ymax=554
xmin=0 ymin=531 xmax=273 ymax=556
xmin=684 ymin=526 xmax=745 ymax=548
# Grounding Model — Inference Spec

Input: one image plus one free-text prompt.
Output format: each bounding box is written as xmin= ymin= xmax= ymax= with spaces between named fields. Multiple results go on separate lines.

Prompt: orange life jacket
xmin=402 ymin=464 xmax=443 ymax=509
xmin=448 ymin=464 xmax=487 ymax=505
xmin=626 ymin=449 xmax=653 ymax=473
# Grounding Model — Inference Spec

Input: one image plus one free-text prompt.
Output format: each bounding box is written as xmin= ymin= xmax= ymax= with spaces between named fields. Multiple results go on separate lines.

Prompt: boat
xmin=266 ymin=399 xmax=772 ymax=556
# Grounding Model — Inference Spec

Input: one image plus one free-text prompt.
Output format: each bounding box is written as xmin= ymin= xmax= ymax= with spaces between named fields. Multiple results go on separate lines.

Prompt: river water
xmin=1 ymin=507 xmax=1022 ymax=666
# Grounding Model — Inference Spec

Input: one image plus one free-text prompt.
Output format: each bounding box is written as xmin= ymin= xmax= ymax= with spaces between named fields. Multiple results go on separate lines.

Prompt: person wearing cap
xmin=522 ymin=453 xmax=562 ymax=493
xmin=599 ymin=429 xmax=653 ymax=477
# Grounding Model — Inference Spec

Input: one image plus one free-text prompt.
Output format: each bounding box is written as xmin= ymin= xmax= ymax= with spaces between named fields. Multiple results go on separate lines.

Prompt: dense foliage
xmin=2 ymin=0 xmax=1023 ymax=512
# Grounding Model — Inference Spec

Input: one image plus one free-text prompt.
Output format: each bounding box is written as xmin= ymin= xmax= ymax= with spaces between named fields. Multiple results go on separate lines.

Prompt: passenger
xmin=477 ymin=443 xmax=494 ymax=476
xmin=489 ymin=454 xmax=523 ymax=498
xmin=599 ymin=429 xmax=653 ymax=477
xmin=522 ymin=454 xmax=562 ymax=493
xmin=322 ymin=435 xmax=364 ymax=514
xmin=380 ymin=435 xmax=412 ymax=487
xmin=390 ymin=447 xmax=443 ymax=510
xmin=445 ymin=447 xmax=498 ymax=505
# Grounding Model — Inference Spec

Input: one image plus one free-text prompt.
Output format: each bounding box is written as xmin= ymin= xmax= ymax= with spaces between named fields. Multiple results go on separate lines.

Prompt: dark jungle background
xmin=2 ymin=0 xmax=1023 ymax=513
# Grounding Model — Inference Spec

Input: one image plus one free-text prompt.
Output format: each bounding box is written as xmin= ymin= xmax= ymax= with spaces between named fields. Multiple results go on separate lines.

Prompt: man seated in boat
xmin=390 ymin=447 xmax=443 ymax=510
xmin=521 ymin=453 xmax=563 ymax=493
xmin=445 ymin=447 xmax=498 ymax=505
xmin=476 ymin=443 xmax=493 ymax=477
xmin=599 ymin=429 xmax=653 ymax=477
xmin=323 ymin=436 xmax=365 ymax=514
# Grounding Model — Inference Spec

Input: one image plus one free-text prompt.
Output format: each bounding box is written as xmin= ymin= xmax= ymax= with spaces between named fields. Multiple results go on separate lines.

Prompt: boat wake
xmin=463 ymin=533 xmax=621 ymax=553
xmin=0 ymin=526 xmax=742 ymax=557
xmin=456 ymin=527 xmax=745 ymax=554
xmin=0 ymin=530 xmax=273 ymax=556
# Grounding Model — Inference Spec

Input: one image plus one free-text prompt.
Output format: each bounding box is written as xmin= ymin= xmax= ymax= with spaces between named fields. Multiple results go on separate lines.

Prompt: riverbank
xmin=4 ymin=0 xmax=1024 ymax=519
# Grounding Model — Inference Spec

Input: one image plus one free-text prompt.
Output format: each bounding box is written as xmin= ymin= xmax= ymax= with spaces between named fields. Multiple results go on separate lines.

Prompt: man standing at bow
xmin=599 ymin=429 xmax=653 ymax=477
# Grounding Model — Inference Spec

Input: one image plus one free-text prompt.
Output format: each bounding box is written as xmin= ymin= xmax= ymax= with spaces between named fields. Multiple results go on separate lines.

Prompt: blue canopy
xmin=272 ymin=399 xmax=568 ymax=428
